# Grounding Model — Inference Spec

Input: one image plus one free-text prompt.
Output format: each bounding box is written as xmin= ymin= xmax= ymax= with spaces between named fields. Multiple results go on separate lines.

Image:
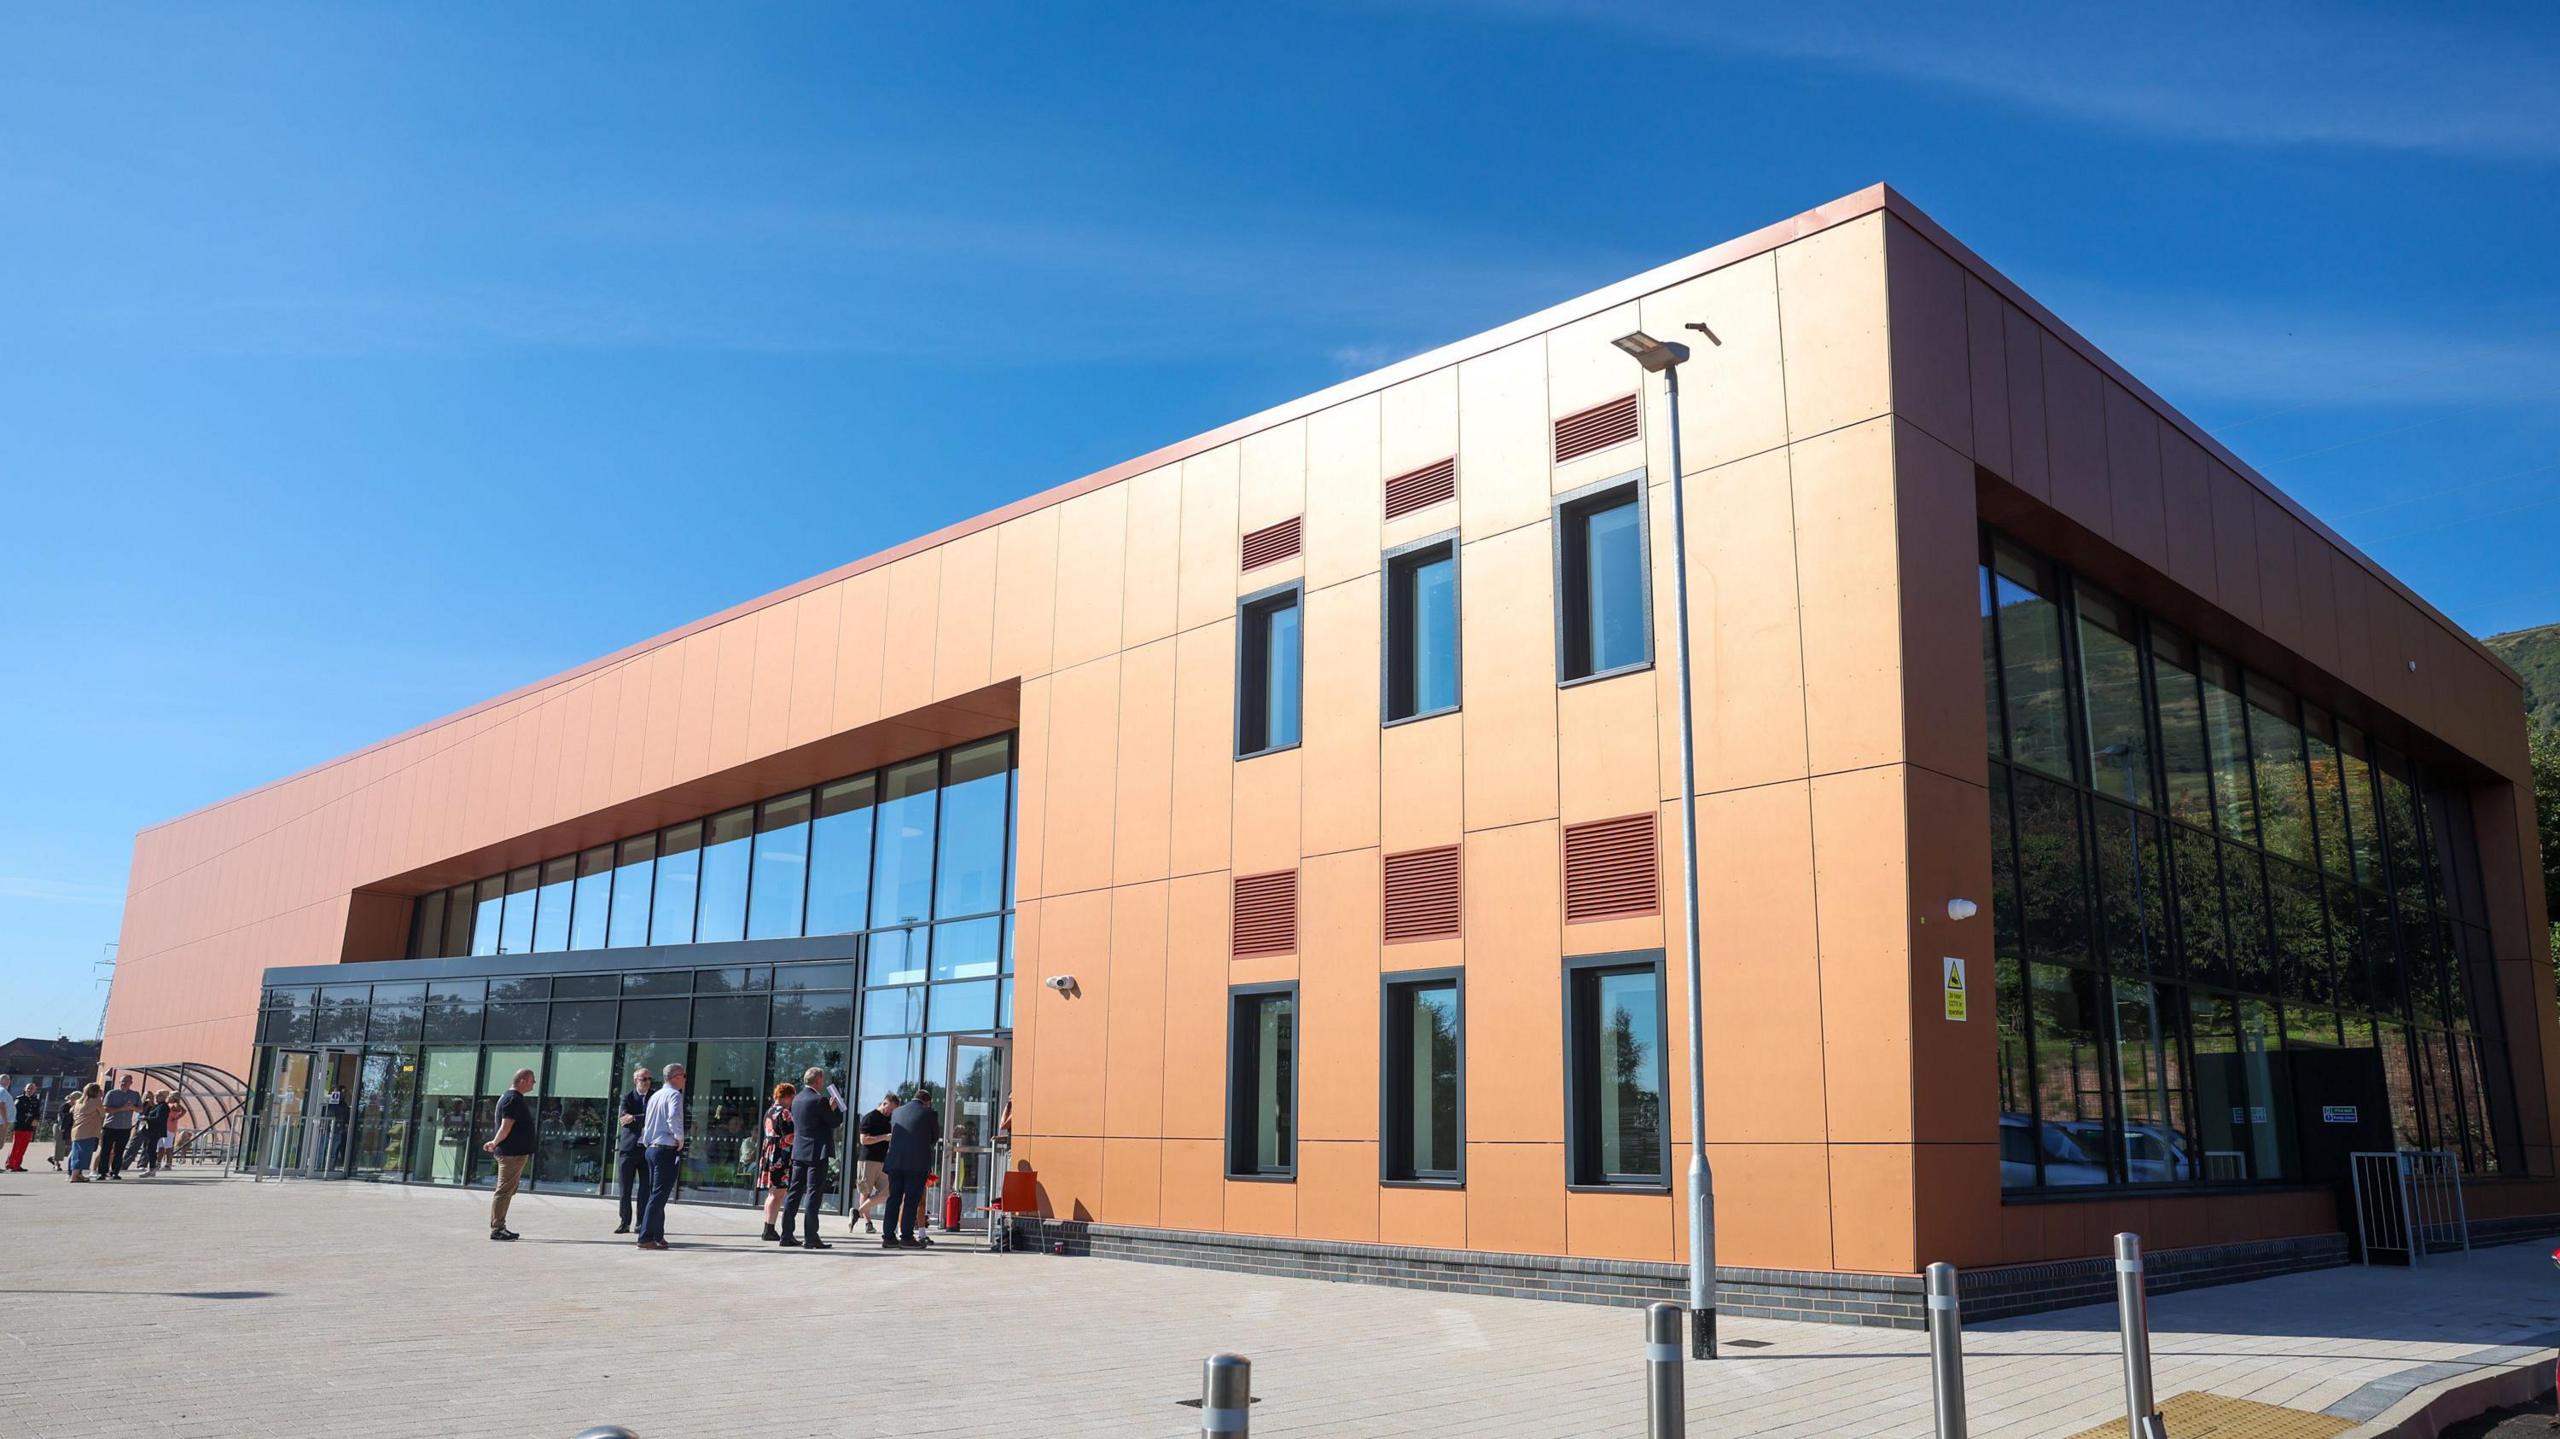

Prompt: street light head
xmin=1612 ymin=330 xmax=1689 ymax=373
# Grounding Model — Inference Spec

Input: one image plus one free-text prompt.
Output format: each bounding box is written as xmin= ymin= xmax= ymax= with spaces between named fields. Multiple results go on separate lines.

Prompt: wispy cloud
xmin=0 ymin=877 xmax=122 ymax=907
xmin=1387 ymin=0 xmax=2560 ymax=161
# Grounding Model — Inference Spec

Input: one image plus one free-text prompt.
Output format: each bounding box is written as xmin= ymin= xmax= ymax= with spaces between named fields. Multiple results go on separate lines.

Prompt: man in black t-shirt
xmin=850 ymin=1093 xmax=896 ymax=1235
xmin=479 ymin=1068 xmax=540 ymax=1241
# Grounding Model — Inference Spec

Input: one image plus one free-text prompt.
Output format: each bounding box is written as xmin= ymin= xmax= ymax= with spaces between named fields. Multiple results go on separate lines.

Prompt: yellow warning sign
xmin=1942 ymin=958 xmax=1967 ymax=1021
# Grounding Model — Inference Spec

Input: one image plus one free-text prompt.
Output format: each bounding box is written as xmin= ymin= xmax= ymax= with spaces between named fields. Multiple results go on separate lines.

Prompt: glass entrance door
xmin=262 ymin=1050 xmax=314 ymax=1172
xmin=310 ymin=1050 xmax=361 ymax=1177
xmin=940 ymin=1037 xmax=1006 ymax=1233
xmin=352 ymin=1050 xmax=420 ymax=1181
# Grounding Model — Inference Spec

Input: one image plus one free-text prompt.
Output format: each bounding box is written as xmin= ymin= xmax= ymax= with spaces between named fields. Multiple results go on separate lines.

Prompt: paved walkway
xmin=0 ymin=1168 xmax=2551 ymax=1437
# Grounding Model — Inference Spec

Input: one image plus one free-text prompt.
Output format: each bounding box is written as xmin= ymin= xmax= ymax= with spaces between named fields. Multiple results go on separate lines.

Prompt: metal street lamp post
xmin=1612 ymin=329 xmax=1716 ymax=1359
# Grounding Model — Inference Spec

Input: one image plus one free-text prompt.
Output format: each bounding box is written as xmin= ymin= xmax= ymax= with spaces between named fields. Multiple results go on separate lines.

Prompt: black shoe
xmin=779 ymin=1235 xmax=802 ymax=1247
xmin=882 ymin=1237 xmax=901 ymax=1250
xmin=899 ymin=1237 xmax=926 ymax=1249
xmin=490 ymin=1229 xmax=519 ymax=1242
xmin=803 ymin=1239 xmax=831 ymax=1250
xmin=614 ymin=1223 xmax=631 ymax=1235
xmin=762 ymin=1224 xmax=781 ymax=1241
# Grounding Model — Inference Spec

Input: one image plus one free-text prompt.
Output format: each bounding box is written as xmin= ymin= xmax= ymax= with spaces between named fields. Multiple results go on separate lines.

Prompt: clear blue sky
xmin=4 ymin=2 xmax=2556 ymax=1042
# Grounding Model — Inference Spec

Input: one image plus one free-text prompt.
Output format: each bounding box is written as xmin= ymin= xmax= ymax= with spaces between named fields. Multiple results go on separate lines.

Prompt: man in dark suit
xmin=882 ymin=1084 xmax=942 ymax=1250
xmin=782 ymin=1066 xmax=842 ymax=1250
xmin=613 ymin=1066 xmax=654 ymax=1235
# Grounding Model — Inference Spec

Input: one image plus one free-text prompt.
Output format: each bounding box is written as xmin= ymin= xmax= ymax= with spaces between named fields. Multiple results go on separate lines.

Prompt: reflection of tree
xmin=1428 ymin=1006 xmax=1459 ymax=1162
xmin=1608 ymin=1009 xmax=1662 ymax=1175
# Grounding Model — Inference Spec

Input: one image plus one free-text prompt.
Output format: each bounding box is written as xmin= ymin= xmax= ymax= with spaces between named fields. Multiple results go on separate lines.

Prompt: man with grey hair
xmin=479 ymin=1066 xmax=539 ymax=1241
xmin=782 ymin=1065 xmax=843 ymax=1249
xmin=635 ymin=1062 xmax=686 ymax=1250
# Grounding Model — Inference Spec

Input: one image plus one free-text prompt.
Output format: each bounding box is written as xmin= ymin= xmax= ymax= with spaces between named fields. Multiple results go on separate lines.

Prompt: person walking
xmin=782 ymin=1067 xmax=842 ymax=1250
xmin=849 ymin=1092 xmax=895 ymax=1235
xmin=634 ymin=1062 xmax=685 ymax=1250
xmin=479 ymin=1068 xmax=538 ymax=1242
xmin=881 ymin=1084 xmax=941 ymax=1250
xmin=99 ymin=1074 xmax=140 ymax=1179
xmin=67 ymin=1082 xmax=104 ymax=1182
xmin=613 ymin=1066 xmax=654 ymax=1236
xmin=6 ymin=1082 xmax=38 ymax=1171
xmin=757 ymin=1081 xmax=797 ymax=1242
xmin=49 ymin=1087 xmax=75 ymax=1170
xmin=137 ymin=1091 xmax=172 ymax=1177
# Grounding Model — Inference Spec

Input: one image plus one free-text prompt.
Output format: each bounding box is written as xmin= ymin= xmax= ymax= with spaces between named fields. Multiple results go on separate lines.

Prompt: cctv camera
xmin=1946 ymin=898 xmax=1978 ymax=922
xmin=1043 ymin=975 xmax=1078 ymax=994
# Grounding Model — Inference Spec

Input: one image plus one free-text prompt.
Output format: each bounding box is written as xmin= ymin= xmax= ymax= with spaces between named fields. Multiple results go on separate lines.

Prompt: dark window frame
xmin=1553 ymin=472 xmax=1655 ymax=686
xmin=1225 ymin=981 xmax=1299 ymax=1181
xmin=1380 ymin=531 xmax=1463 ymax=726
xmin=1561 ymin=949 xmax=1671 ymax=1192
xmin=1379 ymin=967 xmax=1465 ymax=1186
xmin=1234 ymin=581 xmax=1305 ymax=759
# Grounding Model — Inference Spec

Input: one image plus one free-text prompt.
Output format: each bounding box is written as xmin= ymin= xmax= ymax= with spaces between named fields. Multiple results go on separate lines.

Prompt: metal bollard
xmin=2113 ymin=1233 xmax=2165 ymax=1439
xmin=1924 ymin=1262 xmax=1966 ymax=1439
xmin=572 ymin=1428 xmax=638 ymax=1439
xmin=1645 ymin=1301 xmax=1685 ymax=1438
xmin=1200 ymin=1352 xmax=1250 ymax=1436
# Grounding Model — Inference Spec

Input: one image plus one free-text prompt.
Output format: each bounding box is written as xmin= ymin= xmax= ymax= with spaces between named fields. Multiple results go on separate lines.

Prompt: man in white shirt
xmin=634 ymin=1062 xmax=687 ymax=1250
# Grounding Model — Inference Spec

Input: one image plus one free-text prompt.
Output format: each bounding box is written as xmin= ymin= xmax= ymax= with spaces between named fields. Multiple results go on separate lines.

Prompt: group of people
xmin=748 ymin=1074 xmax=944 ymax=1250
xmin=3 ymin=1073 xmax=183 ymax=1180
xmin=481 ymin=1060 xmax=949 ymax=1251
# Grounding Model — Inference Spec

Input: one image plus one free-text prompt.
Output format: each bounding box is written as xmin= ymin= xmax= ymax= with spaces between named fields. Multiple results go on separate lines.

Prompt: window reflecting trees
xmin=1981 ymin=527 xmax=2511 ymax=1188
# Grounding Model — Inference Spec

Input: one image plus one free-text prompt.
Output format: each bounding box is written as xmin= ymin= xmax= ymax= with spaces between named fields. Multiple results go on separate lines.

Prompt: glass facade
xmin=249 ymin=735 xmax=1016 ymax=1210
xmin=1982 ymin=529 xmax=2513 ymax=1191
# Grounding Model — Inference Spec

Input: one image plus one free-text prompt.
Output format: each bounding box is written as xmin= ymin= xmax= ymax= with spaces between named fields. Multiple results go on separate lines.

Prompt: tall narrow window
xmin=1565 ymin=953 xmax=1667 ymax=1187
xmin=2150 ymin=624 xmax=2213 ymax=831
xmin=1236 ymin=584 xmax=1303 ymax=757
xmin=1382 ymin=973 xmax=1462 ymax=1183
xmin=569 ymin=845 xmax=614 ymax=951
xmin=607 ymin=836 xmax=655 ymax=948
xmin=747 ymin=791 xmax=812 ymax=940
xmin=1556 ymin=479 xmax=1650 ymax=682
xmin=1226 ymin=984 xmax=1296 ymax=1179
xmin=2199 ymin=649 xmax=2257 ymax=843
xmin=442 ymin=884 xmax=476 ymax=957
xmin=807 ymin=775 xmax=876 ymax=935
xmin=694 ymin=807 xmax=754 ymax=943
xmin=1384 ymin=536 xmax=1460 ymax=723
xmin=497 ymin=867 xmax=537 ymax=955
xmin=531 ymin=856 xmax=575 ymax=953
xmin=936 ymin=736 xmax=1013 ymax=918
xmin=2073 ymin=581 xmax=2151 ymax=805
xmin=871 ymin=757 xmax=940 ymax=928
xmin=1989 ymin=538 xmax=2070 ymax=777
xmin=471 ymin=877 xmax=505 ymax=957
xmin=408 ymin=889 xmax=446 ymax=960
xmin=650 ymin=822 xmax=702 ymax=946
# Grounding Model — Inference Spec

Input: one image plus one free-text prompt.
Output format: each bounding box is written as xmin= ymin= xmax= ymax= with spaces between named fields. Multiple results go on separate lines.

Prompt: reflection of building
xmin=105 ymin=186 xmax=2560 ymax=1324
xmin=0 ymin=1037 xmax=101 ymax=1108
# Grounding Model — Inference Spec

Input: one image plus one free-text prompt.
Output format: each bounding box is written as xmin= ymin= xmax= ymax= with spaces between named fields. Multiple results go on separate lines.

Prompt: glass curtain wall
xmin=1982 ymin=527 xmax=2511 ymax=1191
xmin=410 ymin=736 xmax=1010 ymax=962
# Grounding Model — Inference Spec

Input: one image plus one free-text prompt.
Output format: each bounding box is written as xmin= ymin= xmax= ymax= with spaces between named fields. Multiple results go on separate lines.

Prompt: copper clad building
xmin=105 ymin=186 xmax=2560 ymax=1321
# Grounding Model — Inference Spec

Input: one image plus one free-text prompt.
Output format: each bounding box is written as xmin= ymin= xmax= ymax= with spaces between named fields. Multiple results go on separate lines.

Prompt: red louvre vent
xmin=1382 ymin=845 xmax=1462 ymax=943
xmin=1552 ymin=392 xmax=1640 ymax=464
xmin=1240 ymin=516 xmax=1302 ymax=570
xmin=1382 ymin=457 xmax=1457 ymax=520
xmin=1562 ymin=814 xmax=1659 ymax=924
xmin=1233 ymin=870 xmax=1300 ymax=957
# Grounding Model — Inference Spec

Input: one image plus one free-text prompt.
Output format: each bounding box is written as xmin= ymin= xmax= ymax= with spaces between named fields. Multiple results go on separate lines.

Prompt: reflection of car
xmin=2000 ymin=1113 xmax=2110 ymax=1187
xmin=2058 ymin=1120 xmax=2194 ymax=1182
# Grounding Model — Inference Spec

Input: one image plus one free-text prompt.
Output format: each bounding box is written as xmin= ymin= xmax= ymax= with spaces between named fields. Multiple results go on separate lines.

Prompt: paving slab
xmin=0 ymin=1169 xmax=2551 ymax=1437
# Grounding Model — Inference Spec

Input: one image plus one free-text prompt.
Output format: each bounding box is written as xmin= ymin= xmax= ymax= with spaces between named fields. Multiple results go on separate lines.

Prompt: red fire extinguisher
xmin=943 ymin=1185 xmax=963 ymax=1231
